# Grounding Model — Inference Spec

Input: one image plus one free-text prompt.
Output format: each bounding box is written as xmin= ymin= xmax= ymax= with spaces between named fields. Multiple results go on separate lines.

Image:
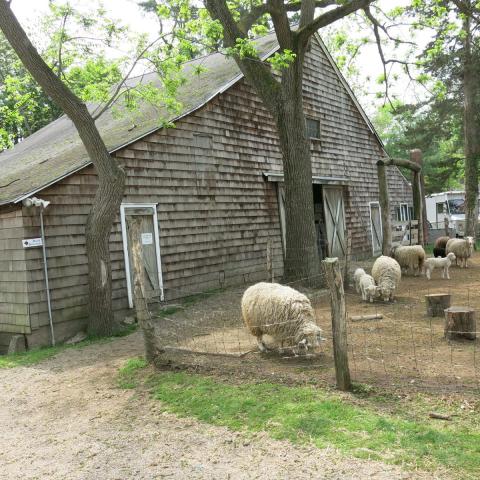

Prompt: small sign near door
xmin=22 ymin=238 xmax=43 ymax=248
xmin=141 ymin=232 xmax=153 ymax=245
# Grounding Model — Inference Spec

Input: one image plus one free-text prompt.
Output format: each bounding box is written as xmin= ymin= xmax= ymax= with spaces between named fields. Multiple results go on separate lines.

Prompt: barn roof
xmin=0 ymin=32 xmax=384 ymax=205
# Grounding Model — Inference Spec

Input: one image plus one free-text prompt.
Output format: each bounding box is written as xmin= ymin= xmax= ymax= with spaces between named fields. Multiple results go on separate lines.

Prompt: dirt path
xmin=0 ymin=332 xmax=441 ymax=480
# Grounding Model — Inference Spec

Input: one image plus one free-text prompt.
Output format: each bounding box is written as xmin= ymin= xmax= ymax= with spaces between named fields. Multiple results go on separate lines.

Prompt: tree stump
xmin=444 ymin=307 xmax=476 ymax=340
xmin=425 ymin=294 xmax=451 ymax=317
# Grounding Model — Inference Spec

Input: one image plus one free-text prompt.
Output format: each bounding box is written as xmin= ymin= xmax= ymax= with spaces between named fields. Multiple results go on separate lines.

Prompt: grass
xmin=0 ymin=324 xmax=138 ymax=369
xmin=118 ymin=369 xmax=480 ymax=478
xmin=117 ymin=357 xmax=148 ymax=388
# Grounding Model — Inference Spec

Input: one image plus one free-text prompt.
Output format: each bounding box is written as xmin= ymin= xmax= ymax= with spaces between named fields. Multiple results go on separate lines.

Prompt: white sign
xmin=22 ymin=238 xmax=43 ymax=248
xmin=141 ymin=232 xmax=153 ymax=245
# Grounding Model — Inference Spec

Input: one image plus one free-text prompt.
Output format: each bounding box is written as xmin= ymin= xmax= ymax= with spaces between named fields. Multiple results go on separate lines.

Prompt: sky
xmin=9 ymin=0 xmax=430 ymax=117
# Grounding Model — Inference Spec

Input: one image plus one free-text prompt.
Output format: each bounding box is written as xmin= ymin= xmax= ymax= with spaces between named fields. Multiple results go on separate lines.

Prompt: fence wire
xmin=140 ymin=260 xmax=480 ymax=394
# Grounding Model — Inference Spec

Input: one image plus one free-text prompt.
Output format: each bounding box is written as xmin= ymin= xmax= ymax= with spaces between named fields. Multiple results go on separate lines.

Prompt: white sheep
xmin=241 ymin=282 xmax=323 ymax=353
xmin=371 ymin=256 xmax=402 ymax=302
xmin=391 ymin=245 xmax=425 ymax=276
xmin=353 ymin=268 xmax=366 ymax=293
xmin=424 ymin=252 xmax=456 ymax=280
xmin=359 ymin=274 xmax=377 ymax=302
xmin=446 ymin=236 xmax=474 ymax=268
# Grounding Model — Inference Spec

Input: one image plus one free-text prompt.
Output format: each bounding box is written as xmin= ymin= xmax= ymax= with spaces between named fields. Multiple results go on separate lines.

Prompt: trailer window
xmin=448 ymin=199 xmax=465 ymax=214
xmin=436 ymin=202 xmax=445 ymax=214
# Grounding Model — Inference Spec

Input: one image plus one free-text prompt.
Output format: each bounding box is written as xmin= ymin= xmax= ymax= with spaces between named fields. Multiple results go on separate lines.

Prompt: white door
xmin=369 ymin=202 xmax=383 ymax=256
xmin=120 ymin=204 xmax=164 ymax=308
xmin=322 ymin=187 xmax=346 ymax=258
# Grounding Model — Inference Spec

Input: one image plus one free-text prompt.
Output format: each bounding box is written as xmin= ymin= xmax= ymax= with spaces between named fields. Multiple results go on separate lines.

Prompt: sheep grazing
xmin=446 ymin=236 xmax=474 ymax=268
xmin=424 ymin=252 xmax=456 ymax=280
xmin=391 ymin=245 xmax=425 ymax=276
xmin=433 ymin=236 xmax=450 ymax=258
xmin=241 ymin=282 xmax=323 ymax=353
xmin=358 ymin=273 xmax=377 ymax=302
xmin=353 ymin=268 xmax=366 ymax=293
xmin=371 ymin=256 xmax=401 ymax=302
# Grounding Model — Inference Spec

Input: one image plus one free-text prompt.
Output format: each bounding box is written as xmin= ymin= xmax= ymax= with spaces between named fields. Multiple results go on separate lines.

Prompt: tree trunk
xmin=444 ymin=306 xmax=476 ymax=341
xmin=0 ymin=1 xmax=126 ymax=336
xmin=377 ymin=161 xmax=392 ymax=255
xmin=425 ymin=293 xmax=451 ymax=317
xmin=462 ymin=15 xmax=479 ymax=239
xmin=275 ymin=60 xmax=320 ymax=283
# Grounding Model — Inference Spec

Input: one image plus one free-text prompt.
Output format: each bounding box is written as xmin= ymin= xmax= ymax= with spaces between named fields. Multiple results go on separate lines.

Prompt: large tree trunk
xmin=0 ymin=1 xmax=126 ymax=336
xmin=463 ymin=14 xmax=479 ymax=239
xmin=275 ymin=59 xmax=320 ymax=283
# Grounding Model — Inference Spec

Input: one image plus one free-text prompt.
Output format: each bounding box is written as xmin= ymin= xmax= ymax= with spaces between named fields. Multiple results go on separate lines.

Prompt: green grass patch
xmin=117 ymin=357 xmax=148 ymax=389
xmin=0 ymin=325 xmax=138 ymax=369
xmin=147 ymin=372 xmax=480 ymax=476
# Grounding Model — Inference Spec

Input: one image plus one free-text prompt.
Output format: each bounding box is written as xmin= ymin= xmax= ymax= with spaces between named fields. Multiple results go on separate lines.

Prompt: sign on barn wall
xmin=22 ymin=238 xmax=43 ymax=248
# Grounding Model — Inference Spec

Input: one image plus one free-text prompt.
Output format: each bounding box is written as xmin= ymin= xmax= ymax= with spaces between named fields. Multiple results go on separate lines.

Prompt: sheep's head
xmin=376 ymin=285 xmax=392 ymax=302
xmin=366 ymin=285 xmax=377 ymax=298
xmin=446 ymin=252 xmax=456 ymax=262
xmin=296 ymin=323 xmax=323 ymax=352
xmin=466 ymin=236 xmax=475 ymax=254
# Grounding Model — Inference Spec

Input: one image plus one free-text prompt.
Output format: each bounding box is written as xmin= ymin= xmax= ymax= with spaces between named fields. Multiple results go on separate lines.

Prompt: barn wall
xmin=19 ymin=35 xmax=412 ymax=340
xmin=0 ymin=205 xmax=31 ymax=344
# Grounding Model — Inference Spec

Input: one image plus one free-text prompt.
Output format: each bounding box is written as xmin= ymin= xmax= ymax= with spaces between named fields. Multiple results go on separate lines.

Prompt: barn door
xmin=369 ymin=202 xmax=383 ymax=256
xmin=120 ymin=204 xmax=164 ymax=308
xmin=322 ymin=187 xmax=346 ymax=258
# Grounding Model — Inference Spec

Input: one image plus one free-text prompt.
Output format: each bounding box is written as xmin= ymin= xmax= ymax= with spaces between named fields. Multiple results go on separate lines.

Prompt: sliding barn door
xmin=322 ymin=187 xmax=346 ymax=258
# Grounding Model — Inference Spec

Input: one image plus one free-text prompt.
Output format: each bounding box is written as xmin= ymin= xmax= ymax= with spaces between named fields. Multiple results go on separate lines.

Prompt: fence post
xmin=322 ymin=257 xmax=352 ymax=391
xmin=343 ymin=231 xmax=352 ymax=289
xmin=266 ymin=237 xmax=274 ymax=283
xmin=128 ymin=217 xmax=162 ymax=363
xmin=376 ymin=160 xmax=392 ymax=255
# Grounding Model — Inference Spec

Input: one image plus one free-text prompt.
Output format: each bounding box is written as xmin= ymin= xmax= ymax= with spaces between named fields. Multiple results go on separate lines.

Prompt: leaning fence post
xmin=322 ymin=257 xmax=352 ymax=391
xmin=266 ymin=237 xmax=274 ymax=283
xmin=128 ymin=217 xmax=162 ymax=363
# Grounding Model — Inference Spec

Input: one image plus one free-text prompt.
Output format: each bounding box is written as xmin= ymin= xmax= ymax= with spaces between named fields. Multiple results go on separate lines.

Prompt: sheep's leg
xmin=446 ymin=266 xmax=450 ymax=279
xmin=441 ymin=267 xmax=445 ymax=279
xmin=426 ymin=268 xmax=431 ymax=280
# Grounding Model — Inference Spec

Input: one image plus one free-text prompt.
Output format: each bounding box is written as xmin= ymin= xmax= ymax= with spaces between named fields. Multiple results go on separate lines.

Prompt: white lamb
xmin=353 ymin=268 xmax=366 ymax=293
xmin=391 ymin=245 xmax=425 ymax=276
xmin=424 ymin=252 xmax=456 ymax=280
xmin=359 ymin=274 xmax=377 ymax=302
xmin=241 ymin=282 xmax=323 ymax=353
xmin=446 ymin=236 xmax=474 ymax=268
xmin=371 ymin=256 xmax=402 ymax=302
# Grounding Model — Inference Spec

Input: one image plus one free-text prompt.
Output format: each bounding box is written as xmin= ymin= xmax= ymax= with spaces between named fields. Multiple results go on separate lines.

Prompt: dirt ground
xmin=0 ymin=333 xmax=438 ymax=480
xmin=155 ymin=252 xmax=480 ymax=392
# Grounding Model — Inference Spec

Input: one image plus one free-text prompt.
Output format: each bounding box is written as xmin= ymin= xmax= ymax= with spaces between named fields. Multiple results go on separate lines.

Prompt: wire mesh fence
xmin=139 ymin=257 xmax=480 ymax=394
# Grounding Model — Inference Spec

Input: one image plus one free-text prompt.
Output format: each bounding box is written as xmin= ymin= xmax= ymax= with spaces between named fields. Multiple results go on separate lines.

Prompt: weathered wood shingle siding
xmin=0 ymin=206 xmax=30 ymax=335
xmin=11 ymin=36 xmax=411 ymax=334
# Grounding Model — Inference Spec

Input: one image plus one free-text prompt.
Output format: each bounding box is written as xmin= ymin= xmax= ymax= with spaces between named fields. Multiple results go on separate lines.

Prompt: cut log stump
xmin=425 ymin=294 xmax=451 ymax=317
xmin=444 ymin=307 xmax=476 ymax=340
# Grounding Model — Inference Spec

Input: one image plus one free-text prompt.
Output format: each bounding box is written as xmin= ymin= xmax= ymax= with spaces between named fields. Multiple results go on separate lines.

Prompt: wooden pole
xmin=343 ymin=231 xmax=352 ymax=289
xmin=322 ymin=257 xmax=351 ymax=391
xmin=128 ymin=217 xmax=162 ymax=363
xmin=411 ymin=149 xmax=427 ymax=245
xmin=266 ymin=237 xmax=274 ymax=282
xmin=377 ymin=161 xmax=392 ymax=255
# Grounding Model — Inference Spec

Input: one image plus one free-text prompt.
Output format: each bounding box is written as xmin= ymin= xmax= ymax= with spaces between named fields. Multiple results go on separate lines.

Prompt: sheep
xmin=358 ymin=273 xmax=377 ymax=302
xmin=446 ymin=236 xmax=474 ymax=268
xmin=424 ymin=252 xmax=456 ymax=280
xmin=433 ymin=236 xmax=450 ymax=258
xmin=241 ymin=282 xmax=323 ymax=354
xmin=353 ymin=268 xmax=366 ymax=293
xmin=391 ymin=245 xmax=425 ymax=276
xmin=371 ymin=256 xmax=401 ymax=302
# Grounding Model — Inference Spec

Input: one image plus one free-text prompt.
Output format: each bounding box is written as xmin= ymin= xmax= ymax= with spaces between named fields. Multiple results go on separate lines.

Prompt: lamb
xmin=353 ymin=268 xmax=366 ymax=293
xmin=358 ymin=273 xmax=377 ymax=302
xmin=424 ymin=252 xmax=456 ymax=280
xmin=241 ymin=282 xmax=323 ymax=353
xmin=371 ymin=255 xmax=401 ymax=302
xmin=433 ymin=236 xmax=450 ymax=258
xmin=391 ymin=245 xmax=425 ymax=276
xmin=446 ymin=236 xmax=474 ymax=268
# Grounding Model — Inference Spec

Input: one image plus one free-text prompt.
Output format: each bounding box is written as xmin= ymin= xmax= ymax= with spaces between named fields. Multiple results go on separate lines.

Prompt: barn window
xmin=306 ymin=118 xmax=321 ymax=139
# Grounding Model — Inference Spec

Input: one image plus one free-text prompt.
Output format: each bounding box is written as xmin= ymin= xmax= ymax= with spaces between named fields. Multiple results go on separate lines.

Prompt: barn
xmin=0 ymin=32 xmax=412 ymax=351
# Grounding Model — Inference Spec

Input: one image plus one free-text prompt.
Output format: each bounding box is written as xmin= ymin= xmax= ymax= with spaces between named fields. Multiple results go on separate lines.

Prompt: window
xmin=436 ymin=202 xmax=445 ymax=214
xmin=306 ymin=118 xmax=321 ymax=139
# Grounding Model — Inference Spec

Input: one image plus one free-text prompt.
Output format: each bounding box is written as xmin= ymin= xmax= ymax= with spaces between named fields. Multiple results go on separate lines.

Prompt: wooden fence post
xmin=128 ymin=217 xmax=162 ymax=363
xmin=322 ymin=257 xmax=352 ymax=391
xmin=266 ymin=237 xmax=274 ymax=283
xmin=377 ymin=160 xmax=392 ymax=255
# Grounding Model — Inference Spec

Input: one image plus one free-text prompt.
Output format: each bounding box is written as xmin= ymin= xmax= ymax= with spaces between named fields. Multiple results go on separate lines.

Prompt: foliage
xmin=117 ymin=357 xmax=149 ymax=388
xmin=136 ymin=371 xmax=480 ymax=476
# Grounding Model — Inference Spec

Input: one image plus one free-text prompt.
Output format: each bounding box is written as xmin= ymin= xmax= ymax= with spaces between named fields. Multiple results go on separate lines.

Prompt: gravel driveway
xmin=0 ymin=331 xmax=441 ymax=479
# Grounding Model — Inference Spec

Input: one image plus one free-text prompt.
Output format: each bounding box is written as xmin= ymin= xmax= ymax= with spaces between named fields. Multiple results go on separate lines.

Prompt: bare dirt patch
xmin=0 ymin=334 xmax=435 ymax=479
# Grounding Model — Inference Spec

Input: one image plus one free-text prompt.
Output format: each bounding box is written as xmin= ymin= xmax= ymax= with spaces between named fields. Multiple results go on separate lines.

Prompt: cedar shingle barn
xmin=0 ymin=33 xmax=412 ymax=351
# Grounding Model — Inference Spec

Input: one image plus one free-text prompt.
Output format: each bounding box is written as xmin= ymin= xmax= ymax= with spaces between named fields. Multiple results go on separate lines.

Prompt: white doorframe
xmin=369 ymin=201 xmax=383 ymax=256
xmin=120 ymin=203 xmax=164 ymax=308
